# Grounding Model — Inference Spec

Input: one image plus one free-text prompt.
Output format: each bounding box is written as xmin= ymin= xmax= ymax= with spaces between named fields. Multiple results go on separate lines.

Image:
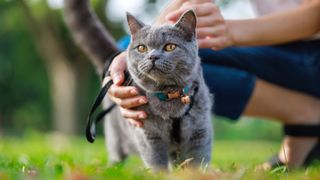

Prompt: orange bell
xmin=181 ymin=96 xmax=191 ymax=104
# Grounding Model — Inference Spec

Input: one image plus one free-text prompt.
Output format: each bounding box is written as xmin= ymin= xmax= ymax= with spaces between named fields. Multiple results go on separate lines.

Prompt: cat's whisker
xmin=138 ymin=62 xmax=151 ymax=74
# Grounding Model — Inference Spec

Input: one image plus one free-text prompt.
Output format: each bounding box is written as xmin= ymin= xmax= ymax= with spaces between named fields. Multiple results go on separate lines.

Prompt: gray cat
xmin=104 ymin=10 xmax=213 ymax=172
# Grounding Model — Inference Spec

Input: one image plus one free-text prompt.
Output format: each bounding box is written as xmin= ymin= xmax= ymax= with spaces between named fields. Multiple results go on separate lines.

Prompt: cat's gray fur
xmin=104 ymin=10 xmax=213 ymax=171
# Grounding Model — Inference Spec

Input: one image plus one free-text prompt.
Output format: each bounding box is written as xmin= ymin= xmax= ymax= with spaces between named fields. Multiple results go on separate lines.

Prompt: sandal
xmin=266 ymin=124 xmax=320 ymax=169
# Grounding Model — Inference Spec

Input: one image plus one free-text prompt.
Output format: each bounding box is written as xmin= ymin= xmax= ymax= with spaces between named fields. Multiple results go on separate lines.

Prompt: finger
xmin=165 ymin=2 xmax=191 ymax=22
xmin=109 ymin=52 xmax=127 ymax=85
xmin=197 ymin=37 xmax=227 ymax=50
xmin=118 ymin=96 xmax=148 ymax=109
xmin=126 ymin=118 xmax=144 ymax=127
xmin=180 ymin=2 xmax=217 ymax=16
xmin=196 ymin=25 xmax=227 ymax=38
xmin=120 ymin=107 xmax=147 ymax=120
xmin=190 ymin=0 xmax=212 ymax=3
xmin=192 ymin=3 xmax=218 ymax=16
xmin=154 ymin=0 xmax=189 ymax=25
xmin=196 ymin=15 xmax=217 ymax=27
xmin=108 ymin=85 xmax=139 ymax=99
xmin=166 ymin=3 xmax=215 ymax=22
xmin=111 ymin=72 xmax=124 ymax=86
xmin=196 ymin=11 xmax=224 ymax=28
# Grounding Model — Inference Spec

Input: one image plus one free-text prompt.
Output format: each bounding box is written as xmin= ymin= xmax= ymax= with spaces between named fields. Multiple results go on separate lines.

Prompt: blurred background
xmin=0 ymin=0 xmax=281 ymax=140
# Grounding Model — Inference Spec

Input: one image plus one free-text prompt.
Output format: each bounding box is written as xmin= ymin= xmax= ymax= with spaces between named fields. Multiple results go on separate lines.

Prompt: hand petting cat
xmin=164 ymin=0 xmax=234 ymax=50
xmin=108 ymin=0 xmax=227 ymax=126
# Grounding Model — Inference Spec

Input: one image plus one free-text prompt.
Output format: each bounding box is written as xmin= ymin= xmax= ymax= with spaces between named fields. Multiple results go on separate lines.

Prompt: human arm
xmin=227 ymin=0 xmax=320 ymax=46
xmin=166 ymin=0 xmax=320 ymax=49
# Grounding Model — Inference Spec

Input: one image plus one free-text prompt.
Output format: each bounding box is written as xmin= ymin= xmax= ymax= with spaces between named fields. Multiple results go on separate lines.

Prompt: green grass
xmin=0 ymin=119 xmax=319 ymax=179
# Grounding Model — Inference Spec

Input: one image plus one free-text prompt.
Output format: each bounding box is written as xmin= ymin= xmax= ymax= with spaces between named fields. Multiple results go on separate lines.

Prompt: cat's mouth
xmin=137 ymin=59 xmax=176 ymax=76
xmin=135 ymin=63 xmax=189 ymax=90
xmin=137 ymin=61 xmax=177 ymax=83
xmin=148 ymin=66 xmax=167 ymax=74
xmin=150 ymin=62 xmax=175 ymax=74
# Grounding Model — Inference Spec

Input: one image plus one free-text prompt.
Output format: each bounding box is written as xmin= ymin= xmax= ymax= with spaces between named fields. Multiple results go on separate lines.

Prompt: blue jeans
xmin=118 ymin=36 xmax=320 ymax=120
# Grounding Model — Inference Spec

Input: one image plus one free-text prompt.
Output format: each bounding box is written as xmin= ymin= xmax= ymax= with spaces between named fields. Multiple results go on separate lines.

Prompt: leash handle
xmin=86 ymin=79 xmax=113 ymax=143
xmin=86 ymin=71 xmax=132 ymax=143
xmin=86 ymin=51 xmax=132 ymax=143
xmin=86 ymin=51 xmax=121 ymax=143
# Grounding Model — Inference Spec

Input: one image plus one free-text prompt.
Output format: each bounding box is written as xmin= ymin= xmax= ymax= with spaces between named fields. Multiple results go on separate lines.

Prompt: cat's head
xmin=126 ymin=10 xmax=199 ymax=92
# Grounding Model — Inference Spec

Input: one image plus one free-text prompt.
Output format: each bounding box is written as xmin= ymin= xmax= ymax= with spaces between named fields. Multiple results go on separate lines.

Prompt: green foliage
xmin=0 ymin=132 xmax=319 ymax=179
xmin=0 ymin=0 xmax=51 ymax=133
xmin=214 ymin=117 xmax=282 ymax=141
xmin=0 ymin=0 xmax=125 ymax=134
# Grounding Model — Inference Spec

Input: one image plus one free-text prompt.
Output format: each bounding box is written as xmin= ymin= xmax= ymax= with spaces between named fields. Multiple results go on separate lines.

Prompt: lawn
xmin=0 ymin=118 xmax=319 ymax=179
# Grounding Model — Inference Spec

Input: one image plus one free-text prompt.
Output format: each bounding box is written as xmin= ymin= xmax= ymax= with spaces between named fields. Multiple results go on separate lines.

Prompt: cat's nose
xmin=148 ymin=55 xmax=160 ymax=61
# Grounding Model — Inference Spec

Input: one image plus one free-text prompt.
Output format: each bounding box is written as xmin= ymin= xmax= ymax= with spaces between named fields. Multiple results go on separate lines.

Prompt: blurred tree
xmin=15 ymin=0 xmax=92 ymax=134
xmin=0 ymin=0 xmax=52 ymax=134
xmin=0 ymin=0 xmax=127 ymax=135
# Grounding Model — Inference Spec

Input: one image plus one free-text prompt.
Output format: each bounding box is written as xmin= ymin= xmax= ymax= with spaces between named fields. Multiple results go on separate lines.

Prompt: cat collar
xmin=153 ymin=86 xmax=192 ymax=104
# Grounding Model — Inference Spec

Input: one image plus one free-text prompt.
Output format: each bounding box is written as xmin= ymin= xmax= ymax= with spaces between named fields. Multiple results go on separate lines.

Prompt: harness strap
xmin=171 ymin=118 xmax=181 ymax=144
xmin=169 ymin=83 xmax=199 ymax=144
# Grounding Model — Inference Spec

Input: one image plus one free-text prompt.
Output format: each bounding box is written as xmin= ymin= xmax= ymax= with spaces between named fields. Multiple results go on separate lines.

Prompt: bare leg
xmin=243 ymin=79 xmax=320 ymax=168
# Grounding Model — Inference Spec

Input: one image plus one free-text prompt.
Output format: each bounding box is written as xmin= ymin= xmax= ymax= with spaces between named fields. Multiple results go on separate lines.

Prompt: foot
xmin=258 ymin=137 xmax=318 ymax=171
xmin=277 ymin=99 xmax=320 ymax=169
xmin=278 ymin=136 xmax=318 ymax=168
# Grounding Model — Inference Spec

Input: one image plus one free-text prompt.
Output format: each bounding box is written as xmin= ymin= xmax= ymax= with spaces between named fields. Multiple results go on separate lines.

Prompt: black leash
xmin=86 ymin=51 xmax=133 ymax=143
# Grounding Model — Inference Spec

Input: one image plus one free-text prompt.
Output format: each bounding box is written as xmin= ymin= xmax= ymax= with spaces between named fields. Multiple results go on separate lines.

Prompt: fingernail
xmin=130 ymin=88 xmax=138 ymax=95
xmin=139 ymin=113 xmax=146 ymax=119
xmin=139 ymin=98 xmax=147 ymax=104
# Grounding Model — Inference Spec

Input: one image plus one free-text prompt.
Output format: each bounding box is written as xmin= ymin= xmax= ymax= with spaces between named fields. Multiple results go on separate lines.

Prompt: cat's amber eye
xmin=137 ymin=45 xmax=148 ymax=53
xmin=164 ymin=43 xmax=176 ymax=52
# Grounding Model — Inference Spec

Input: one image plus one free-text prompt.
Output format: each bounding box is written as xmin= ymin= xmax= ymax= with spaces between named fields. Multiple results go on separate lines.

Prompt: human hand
xmin=166 ymin=1 xmax=235 ymax=50
xmin=155 ymin=0 xmax=211 ymax=25
xmin=154 ymin=0 xmax=188 ymax=25
xmin=107 ymin=51 xmax=148 ymax=127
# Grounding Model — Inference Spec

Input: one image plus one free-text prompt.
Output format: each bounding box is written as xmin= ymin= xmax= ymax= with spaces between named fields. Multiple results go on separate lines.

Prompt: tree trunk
xmin=44 ymin=43 xmax=78 ymax=135
xmin=18 ymin=0 xmax=78 ymax=134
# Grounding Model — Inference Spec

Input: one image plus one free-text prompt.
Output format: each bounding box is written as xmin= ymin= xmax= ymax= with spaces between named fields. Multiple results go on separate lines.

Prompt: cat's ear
xmin=174 ymin=10 xmax=197 ymax=40
xmin=126 ymin=12 xmax=145 ymax=38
